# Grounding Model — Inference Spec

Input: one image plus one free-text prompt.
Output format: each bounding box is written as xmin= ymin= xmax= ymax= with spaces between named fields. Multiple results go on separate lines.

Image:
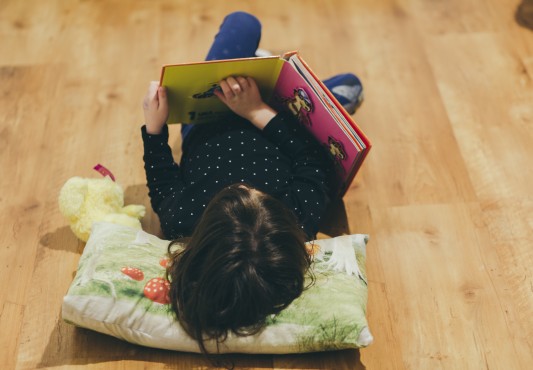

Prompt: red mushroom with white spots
xmin=143 ymin=277 xmax=170 ymax=304
xmin=121 ymin=267 xmax=144 ymax=281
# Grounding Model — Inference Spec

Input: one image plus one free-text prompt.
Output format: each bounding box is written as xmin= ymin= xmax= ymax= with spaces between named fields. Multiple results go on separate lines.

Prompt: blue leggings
xmin=182 ymin=11 xmax=352 ymax=138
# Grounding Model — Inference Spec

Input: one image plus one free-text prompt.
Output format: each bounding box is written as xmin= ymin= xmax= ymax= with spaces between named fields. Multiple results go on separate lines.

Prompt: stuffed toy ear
xmin=59 ymin=177 xmax=88 ymax=220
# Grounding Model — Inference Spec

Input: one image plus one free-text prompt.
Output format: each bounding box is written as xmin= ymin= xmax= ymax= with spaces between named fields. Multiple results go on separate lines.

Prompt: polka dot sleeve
xmin=141 ymin=125 xmax=186 ymax=212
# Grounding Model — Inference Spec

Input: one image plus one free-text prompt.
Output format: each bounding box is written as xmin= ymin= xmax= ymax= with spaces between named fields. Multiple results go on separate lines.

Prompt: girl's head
xmin=166 ymin=184 xmax=311 ymax=353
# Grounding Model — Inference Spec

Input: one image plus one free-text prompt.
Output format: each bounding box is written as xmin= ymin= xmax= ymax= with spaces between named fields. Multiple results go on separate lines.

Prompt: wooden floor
xmin=1 ymin=0 xmax=532 ymax=369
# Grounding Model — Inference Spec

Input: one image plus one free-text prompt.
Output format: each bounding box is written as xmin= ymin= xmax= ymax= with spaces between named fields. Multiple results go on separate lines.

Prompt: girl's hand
xmin=143 ymin=81 xmax=169 ymax=134
xmin=214 ymin=76 xmax=277 ymax=130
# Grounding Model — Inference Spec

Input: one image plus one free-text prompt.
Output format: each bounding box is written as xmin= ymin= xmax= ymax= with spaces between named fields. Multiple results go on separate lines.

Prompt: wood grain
xmin=1 ymin=0 xmax=532 ymax=369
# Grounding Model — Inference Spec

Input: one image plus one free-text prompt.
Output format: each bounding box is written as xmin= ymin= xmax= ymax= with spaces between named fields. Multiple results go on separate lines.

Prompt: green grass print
xmin=271 ymin=261 xmax=368 ymax=349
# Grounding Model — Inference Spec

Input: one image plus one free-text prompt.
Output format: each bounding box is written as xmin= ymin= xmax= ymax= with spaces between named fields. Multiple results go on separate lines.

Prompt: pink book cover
xmin=270 ymin=61 xmax=363 ymax=193
xmin=293 ymin=54 xmax=372 ymax=194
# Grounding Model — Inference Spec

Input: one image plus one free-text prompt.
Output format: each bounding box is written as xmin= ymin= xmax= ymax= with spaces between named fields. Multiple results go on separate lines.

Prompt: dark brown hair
xmin=166 ymin=184 xmax=312 ymax=355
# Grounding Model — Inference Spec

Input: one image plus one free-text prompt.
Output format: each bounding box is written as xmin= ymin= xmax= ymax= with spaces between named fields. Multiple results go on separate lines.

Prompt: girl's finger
xmin=213 ymin=88 xmax=227 ymax=103
xmin=148 ymin=81 xmax=159 ymax=99
xmin=226 ymin=76 xmax=242 ymax=94
xmin=237 ymin=76 xmax=249 ymax=89
xmin=143 ymin=81 xmax=158 ymax=109
xmin=246 ymin=77 xmax=258 ymax=90
xmin=219 ymin=80 xmax=234 ymax=98
xmin=150 ymin=92 xmax=159 ymax=108
xmin=157 ymin=87 xmax=167 ymax=110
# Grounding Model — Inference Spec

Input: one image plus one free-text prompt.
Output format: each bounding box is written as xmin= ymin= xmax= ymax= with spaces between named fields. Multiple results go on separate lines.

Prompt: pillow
xmin=62 ymin=222 xmax=373 ymax=354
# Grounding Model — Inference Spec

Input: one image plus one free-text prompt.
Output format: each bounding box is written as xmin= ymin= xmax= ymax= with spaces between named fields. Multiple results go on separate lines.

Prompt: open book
xmin=160 ymin=52 xmax=372 ymax=196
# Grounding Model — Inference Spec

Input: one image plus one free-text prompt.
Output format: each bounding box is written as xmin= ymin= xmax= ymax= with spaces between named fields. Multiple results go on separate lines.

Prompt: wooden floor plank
xmin=372 ymin=203 xmax=525 ymax=370
xmin=0 ymin=302 xmax=25 ymax=370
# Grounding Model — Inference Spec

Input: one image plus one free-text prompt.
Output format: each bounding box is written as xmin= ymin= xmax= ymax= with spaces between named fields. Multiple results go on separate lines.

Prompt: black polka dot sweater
xmin=142 ymin=113 xmax=334 ymax=240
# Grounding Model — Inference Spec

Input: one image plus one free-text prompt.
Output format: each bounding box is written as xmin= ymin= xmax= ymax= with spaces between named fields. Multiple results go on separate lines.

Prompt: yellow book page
xmin=161 ymin=57 xmax=285 ymax=124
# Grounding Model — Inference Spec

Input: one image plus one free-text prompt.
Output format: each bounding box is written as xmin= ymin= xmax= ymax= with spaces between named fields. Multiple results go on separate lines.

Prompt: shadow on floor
xmin=319 ymin=197 xmax=350 ymax=237
xmin=125 ymin=183 xmax=164 ymax=237
xmin=38 ymin=322 xmax=363 ymax=369
xmin=516 ymin=0 xmax=533 ymax=30
xmin=36 ymin=322 xmax=213 ymax=369
xmin=124 ymin=183 xmax=150 ymax=206
xmin=39 ymin=225 xmax=84 ymax=254
xmin=37 ymin=320 xmax=365 ymax=369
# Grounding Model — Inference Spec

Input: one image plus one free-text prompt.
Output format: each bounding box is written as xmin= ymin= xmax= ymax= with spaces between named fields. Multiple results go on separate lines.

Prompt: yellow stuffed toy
xmin=59 ymin=175 xmax=146 ymax=242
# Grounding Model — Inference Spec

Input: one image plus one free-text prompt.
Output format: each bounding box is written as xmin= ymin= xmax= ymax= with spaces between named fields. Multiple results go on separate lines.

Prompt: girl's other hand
xmin=214 ymin=76 xmax=276 ymax=130
xmin=143 ymin=81 xmax=169 ymax=134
